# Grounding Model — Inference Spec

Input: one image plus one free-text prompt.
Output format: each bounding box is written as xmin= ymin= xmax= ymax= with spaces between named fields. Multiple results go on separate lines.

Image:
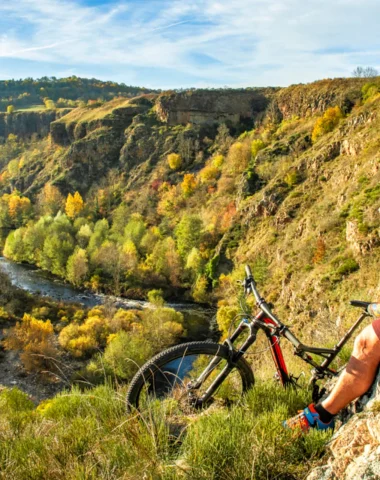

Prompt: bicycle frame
xmin=193 ymin=266 xmax=370 ymax=405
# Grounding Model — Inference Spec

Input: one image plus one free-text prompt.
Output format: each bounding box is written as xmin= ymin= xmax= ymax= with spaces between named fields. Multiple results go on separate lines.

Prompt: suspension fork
xmin=263 ymin=318 xmax=291 ymax=386
xmin=189 ymin=321 xmax=259 ymax=404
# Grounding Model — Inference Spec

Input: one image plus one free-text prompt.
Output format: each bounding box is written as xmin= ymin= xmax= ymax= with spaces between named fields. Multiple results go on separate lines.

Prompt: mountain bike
xmin=126 ymin=265 xmax=372 ymax=413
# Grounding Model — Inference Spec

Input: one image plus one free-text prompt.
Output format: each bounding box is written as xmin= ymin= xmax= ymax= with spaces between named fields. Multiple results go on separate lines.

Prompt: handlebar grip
xmin=245 ymin=265 xmax=252 ymax=278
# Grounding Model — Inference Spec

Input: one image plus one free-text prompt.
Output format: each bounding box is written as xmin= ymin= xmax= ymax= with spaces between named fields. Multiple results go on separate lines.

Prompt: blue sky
xmin=0 ymin=0 xmax=379 ymax=89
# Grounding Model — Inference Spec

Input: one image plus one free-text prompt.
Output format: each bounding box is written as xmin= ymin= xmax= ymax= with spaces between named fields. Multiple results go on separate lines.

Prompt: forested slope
xmin=0 ymin=75 xmax=379 ymax=479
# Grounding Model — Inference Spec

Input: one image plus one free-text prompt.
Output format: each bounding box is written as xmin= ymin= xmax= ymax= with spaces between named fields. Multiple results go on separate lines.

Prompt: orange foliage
xmin=221 ymin=202 xmax=237 ymax=231
xmin=312 ymin=237 xmax=326 ymax=264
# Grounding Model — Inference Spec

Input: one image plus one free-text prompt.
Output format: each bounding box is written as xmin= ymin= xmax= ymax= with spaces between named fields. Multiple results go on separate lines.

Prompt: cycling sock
xmin=314 ymin=403 xmax=334 ymax=424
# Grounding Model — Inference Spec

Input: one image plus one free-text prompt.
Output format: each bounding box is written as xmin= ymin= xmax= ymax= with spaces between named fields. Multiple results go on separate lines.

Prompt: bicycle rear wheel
xmin=126 ymin=341 xmax=254 ymax=415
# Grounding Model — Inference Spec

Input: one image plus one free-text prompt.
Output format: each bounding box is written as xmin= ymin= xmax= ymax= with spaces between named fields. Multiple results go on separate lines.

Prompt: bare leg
xmin=322 ymin=324 xmax=380 ymax=415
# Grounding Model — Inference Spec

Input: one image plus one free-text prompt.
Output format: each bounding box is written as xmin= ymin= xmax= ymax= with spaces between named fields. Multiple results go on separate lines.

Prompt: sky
xmin=0 ymin=0 xmax=379 ymax=89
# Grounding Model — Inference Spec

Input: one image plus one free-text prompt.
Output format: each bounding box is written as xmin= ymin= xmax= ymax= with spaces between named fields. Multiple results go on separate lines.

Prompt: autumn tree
xmin=4 ymin=314 xmax=58 ymax=372
xmin=181 ymin=173 xmax=197 ymax=197
xmin=122 ymin=240 xmax=139 ymax=271
xmin=227 ymin=141 xmax=251 ymax=173
xmin=37 ymin=183 xmax=64 ymax=216
xmin=312 ymin=106 xmax=343 ymax=143
xmin=6 ymin=194 xmax=32 ymax=227
xmin=149 ymin=237 xmax=182 ymax=286
xmin=167 ymin=153 xmax=182 ymax=170
xmin=157 ymin=184 xmax=183 ymax=218
xmin=199 ymin=165 xmax=219 ymax=184
xmin=65 ymin=191 xmax=84 ymax=219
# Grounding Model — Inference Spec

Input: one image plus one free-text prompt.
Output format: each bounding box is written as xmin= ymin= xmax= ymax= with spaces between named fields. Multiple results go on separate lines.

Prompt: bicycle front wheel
xmin=126 ymin=341 xmax=254 ymax=414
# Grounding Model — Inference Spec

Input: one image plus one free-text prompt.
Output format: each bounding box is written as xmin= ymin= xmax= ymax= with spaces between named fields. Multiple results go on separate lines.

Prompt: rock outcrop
xmin=307 ymin=370 xmax=380 ymax=480
xmin=50 ymin=98 xmax=152 ymax=146
xmin=0 ymin=109 xmax=69 ymax=140
xmin=155 ymin=89 xmax=277 ymax=126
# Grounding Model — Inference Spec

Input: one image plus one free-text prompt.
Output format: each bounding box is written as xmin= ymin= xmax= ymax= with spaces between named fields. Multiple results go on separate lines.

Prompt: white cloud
xmin=0 ymin=0 xmax=379 ymax=87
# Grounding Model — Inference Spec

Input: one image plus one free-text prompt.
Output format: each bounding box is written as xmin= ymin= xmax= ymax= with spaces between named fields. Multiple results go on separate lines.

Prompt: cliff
xmin=0 ymin=109 xmax=70 ymax=140
xmin=308 ymin=370 xmax=380 ymax=480
xmin=155 ymin=88 xmax=278 ymax=126
xmin=50 ymin=97 xmax=155 ymax=146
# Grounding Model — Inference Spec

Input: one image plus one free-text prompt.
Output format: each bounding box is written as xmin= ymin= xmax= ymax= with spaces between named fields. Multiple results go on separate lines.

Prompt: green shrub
xmin=103 ymin=331 xmax=153 ymax=380
xmin=362 ymin=82 xmax=380 ymax=101
xmin=335 ymin=258 xmax=359 ymax=277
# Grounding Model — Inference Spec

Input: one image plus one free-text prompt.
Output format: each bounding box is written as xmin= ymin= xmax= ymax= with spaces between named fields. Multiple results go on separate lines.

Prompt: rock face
xmin=50 ymin=99 xmax=151 ymax=146
xmin=274 ymin=78 xmax=368 ymax=120
xmin=307 ymin=370 xmax=380 ymax=480
xmin=155 ymin=89 xmax=277 ymax=126
xmin=0 ymin=110 xmax=69 ymax=139
xmin=346 ymin=220 xmax=379 ymax=256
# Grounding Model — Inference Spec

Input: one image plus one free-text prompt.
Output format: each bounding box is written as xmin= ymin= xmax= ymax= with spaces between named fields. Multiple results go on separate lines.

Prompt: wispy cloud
xmin=0 ymin=0 xmax=379 ymax=88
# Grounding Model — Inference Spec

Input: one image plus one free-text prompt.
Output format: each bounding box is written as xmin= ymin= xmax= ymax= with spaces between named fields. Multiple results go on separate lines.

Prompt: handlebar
xmin=244 ymin=265 xmax=280 ymax=325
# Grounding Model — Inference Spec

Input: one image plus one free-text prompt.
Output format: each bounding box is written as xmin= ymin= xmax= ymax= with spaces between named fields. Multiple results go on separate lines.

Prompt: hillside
xmin=0 ymin=77 xmax=379 ymax=307
xmin=0 ymin=76 xmax=157 ymax=112
xmin=0 ymin=75 xmax=379 ymax=478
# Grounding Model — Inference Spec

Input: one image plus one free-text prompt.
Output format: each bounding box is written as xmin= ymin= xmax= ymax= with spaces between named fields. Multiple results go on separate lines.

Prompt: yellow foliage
xmin=251 ymin=139 xmax=266 ymax=158
xmin=212 ymin=154 xmax=224 ymax=168
xmin=167 ymin=152 xmax=182 ymax=170
xmin=65 ymin=191 xmax=84 ymax=219
xmin=157 ymin=184 xmax=183 ymax=217
xmin=7 ymin=195 xmax=31 ymax=220
xmin=67 ymin=336 xmax=98 ymax=358
xmin=227 ymin=141 xmax=251 ymax=173
xmin=181 ymin=173 xmax=197 ymax=197
xmin=4 ymin=314 xmax=58 ymax=372
xmin=38 ymin=184 xmax=64 ymax=215
xmin=216 ymin=305 xmax=239 ymax=338
xmin=59 ymin=310 xmax=110 ymax=357
xmin=199 ymin=165 xmax=219 ymax=184
xmin=109 ymin=309 xmax=138 ymax=332
xmin=312 ymin=106 xmax=343 ymax=143
xmin=191 ymin=275 xmax=209 ymax=303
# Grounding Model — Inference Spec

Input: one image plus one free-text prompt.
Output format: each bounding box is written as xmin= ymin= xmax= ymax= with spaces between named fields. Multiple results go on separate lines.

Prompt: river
xmin=0 ymin=258 xmax=217 ymax=402
xmin=0 ymin=257 xmax=217 ymax=339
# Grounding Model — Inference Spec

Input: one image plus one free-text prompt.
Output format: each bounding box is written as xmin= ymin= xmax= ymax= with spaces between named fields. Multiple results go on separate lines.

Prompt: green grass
xmin=14 ymin=105 xmax=47 ymax=112
xmin=0 ymin=381 xmax=332 ymax=479
xmin=57 ymin=98 xmax=140 ymax=124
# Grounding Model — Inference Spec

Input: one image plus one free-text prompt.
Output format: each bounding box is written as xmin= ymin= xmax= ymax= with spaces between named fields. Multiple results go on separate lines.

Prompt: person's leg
xmin=284 ymin=320 xmax=380 ymax=431
xmin=321 ymin=321 xmax=380 ymax=414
